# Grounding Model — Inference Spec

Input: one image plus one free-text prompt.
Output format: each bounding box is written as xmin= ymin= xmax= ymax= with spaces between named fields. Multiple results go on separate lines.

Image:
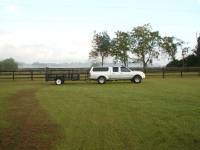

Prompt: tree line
xmin=89 ymin=24 xmax=199 ymax=70
xmin=167 ymin=36 xmax=200 ymax=67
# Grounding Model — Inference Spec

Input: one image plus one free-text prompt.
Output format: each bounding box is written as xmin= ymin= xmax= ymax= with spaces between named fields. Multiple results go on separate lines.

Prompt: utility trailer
xmin=45 ymin=68 xmax=89 ymax=85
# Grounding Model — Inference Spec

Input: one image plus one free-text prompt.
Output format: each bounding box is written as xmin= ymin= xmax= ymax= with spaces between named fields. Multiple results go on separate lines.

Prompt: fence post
xmin=12 ymin=71 xmax=15 ymax=80
xmin=85 ymin=70 xmax=89 ymax=80
xmin=84 ymin=71 xmax=87 ymax=80
xmin=162 ymin=68 xmax=165 ymax=79
xmin=30 ymin=71 xmax=33 ymax=80
xmin=181 ymin=70 xmax=183 ymax=78
xmin=45 ymin=67 xmax=48 ymax=81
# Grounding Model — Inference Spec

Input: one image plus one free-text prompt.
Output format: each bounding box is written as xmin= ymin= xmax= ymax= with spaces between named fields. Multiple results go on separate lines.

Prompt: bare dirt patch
xmin=0 ymin=89 xmax=64 ymax=150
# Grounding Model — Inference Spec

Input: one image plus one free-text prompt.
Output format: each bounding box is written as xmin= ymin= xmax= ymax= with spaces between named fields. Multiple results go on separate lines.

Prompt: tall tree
xmin=89 ymin=31 xmax=111 ymax=66
xmin=130 ymin=24 xmax=161 ymax=71
xmin=111 ymin=31 xmax=130 ymax=67
xmin=195 ymin=36 xmax=200 ymax=57
xmin=161 ymin=36 xmax=183 ymax=61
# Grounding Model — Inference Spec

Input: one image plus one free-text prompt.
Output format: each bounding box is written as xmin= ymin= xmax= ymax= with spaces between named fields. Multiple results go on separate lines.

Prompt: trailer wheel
xmin=55 ymin=78 xmax=63 ymax=85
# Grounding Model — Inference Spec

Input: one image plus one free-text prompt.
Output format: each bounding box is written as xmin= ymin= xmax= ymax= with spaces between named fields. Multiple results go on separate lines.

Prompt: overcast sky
xmin=0 ymin=0 xmax=200 ymax=64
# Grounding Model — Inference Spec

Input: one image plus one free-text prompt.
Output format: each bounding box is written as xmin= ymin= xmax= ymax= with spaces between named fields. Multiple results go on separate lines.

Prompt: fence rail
xmin=0 ymin=67 xmax=200 ymax=81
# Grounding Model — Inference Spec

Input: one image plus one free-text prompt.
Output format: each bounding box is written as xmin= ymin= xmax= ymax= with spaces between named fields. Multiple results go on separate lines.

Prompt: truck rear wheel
xmin=97 ymin=76 xmax=106 ymax=84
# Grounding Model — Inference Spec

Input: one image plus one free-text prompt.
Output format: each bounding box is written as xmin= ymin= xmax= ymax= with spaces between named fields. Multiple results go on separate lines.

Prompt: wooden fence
xmin=0 ymin=67 xmax=200 ymax=81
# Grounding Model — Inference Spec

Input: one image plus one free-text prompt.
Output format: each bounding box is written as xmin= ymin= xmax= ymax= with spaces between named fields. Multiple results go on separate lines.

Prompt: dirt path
xmin=0 ymin=89 xmax=64 ymax=150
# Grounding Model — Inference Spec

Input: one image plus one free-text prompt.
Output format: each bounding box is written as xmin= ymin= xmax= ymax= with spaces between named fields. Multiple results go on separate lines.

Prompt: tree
xmin=160 ymin=36 xmax=183 ymax=61
xmin=130 ymin=24 xmax=161 ymax=71
xmin=111 ymin=31 xmax=130 ymax=67
xmin=0 ymin=58 xmax=18 ymax=71
xmin=89 ymin=31 xmax=111 ymax=66
xmin=194 ymin=36 xmax=200 ymax=57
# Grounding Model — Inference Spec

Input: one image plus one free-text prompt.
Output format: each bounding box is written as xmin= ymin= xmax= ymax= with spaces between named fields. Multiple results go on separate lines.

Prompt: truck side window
xmin=93 ymin=67 xmax=109 ymax=72
xmin=121 ymin=67 xmax=130 ymax=72
xmin=113 ymin=67 xmax=119 ymax=72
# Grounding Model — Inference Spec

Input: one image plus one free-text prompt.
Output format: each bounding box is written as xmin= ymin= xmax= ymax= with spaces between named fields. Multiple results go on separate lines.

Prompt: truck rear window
xmin=93 ymin=67 xmax=109 ymax=72
xmin=113 ymin=67 xmax=119 ymax=72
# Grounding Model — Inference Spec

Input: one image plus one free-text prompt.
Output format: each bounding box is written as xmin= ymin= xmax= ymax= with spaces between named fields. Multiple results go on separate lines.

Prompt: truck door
xmin=110 ymin=67 xmax=120 ymax=79
xmin=120 ymin=67 xmax=132 ymax=79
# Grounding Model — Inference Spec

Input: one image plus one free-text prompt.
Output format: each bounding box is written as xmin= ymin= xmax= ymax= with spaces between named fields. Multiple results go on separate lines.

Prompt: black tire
xmin=132 ymin=75 xmax=142 ymax=84
xmin=97 ymin=76 xmax=106 ymax=84
xmin=55 ymin=78 xmax=63 ymax=85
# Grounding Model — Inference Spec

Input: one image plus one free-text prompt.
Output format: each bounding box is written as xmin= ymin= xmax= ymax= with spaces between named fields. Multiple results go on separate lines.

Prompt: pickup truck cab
xmin=89 ymin=66 xmax=145 ymax=84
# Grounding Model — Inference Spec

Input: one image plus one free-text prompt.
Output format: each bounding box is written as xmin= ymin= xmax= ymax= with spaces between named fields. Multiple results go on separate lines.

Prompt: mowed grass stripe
xmin=0 ymin=88 xmax=64 ymax=150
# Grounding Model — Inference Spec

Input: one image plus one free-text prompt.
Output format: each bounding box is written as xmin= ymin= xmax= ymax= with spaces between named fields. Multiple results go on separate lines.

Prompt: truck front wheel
xmin=132 ymin=75 xmax=142 ymax=84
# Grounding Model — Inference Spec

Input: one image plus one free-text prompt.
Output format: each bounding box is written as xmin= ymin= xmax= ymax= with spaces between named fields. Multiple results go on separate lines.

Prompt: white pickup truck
xmin=89 ymin=66 xmax=145 ymax=84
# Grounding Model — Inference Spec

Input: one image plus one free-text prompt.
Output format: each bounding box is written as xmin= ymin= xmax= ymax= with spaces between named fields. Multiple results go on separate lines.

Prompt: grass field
xmin=0 ymin=78 xmax=200 ymax=150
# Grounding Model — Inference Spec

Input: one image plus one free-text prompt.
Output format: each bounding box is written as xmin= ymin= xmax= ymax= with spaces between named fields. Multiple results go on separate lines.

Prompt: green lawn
xmin=0 ymin=78 xmax=200 ymax=150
